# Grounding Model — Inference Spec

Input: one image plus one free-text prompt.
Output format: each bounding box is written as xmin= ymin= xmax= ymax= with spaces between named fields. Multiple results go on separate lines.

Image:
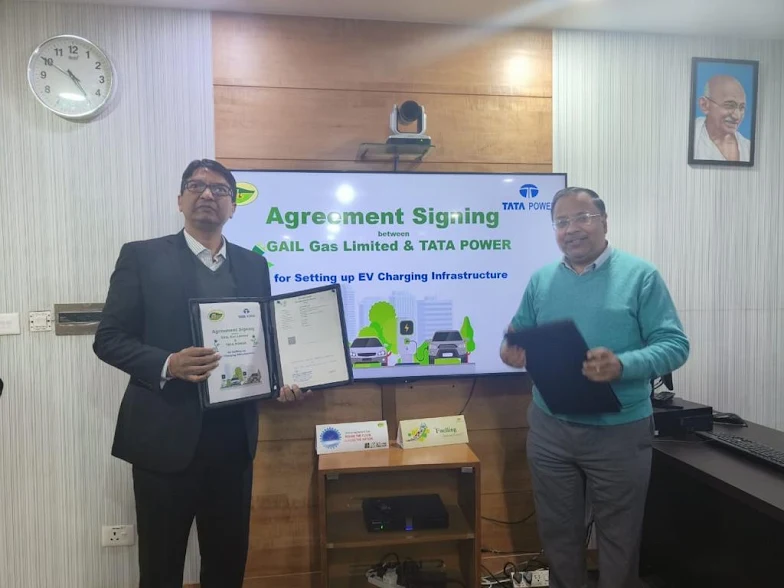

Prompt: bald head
xmin=699 ymin=75 xmax=746 ymax=137
xmin=703 ymin=75 xmax=745 ymax=102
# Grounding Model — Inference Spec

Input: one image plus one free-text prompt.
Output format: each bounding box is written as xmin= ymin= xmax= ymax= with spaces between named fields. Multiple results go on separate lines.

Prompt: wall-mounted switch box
xmin=29 ymin=311 xmax=53 ymax=332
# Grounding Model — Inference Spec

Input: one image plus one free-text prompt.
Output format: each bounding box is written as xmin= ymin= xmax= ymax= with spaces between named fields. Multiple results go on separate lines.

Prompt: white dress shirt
xmin=160 ymin=231 xmax=227 ymax=386
xmin=562 ymin=243 xmax=613 ymax=275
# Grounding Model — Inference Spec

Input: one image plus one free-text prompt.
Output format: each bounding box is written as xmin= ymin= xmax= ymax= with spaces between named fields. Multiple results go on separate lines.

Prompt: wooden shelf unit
xmin=318 ymin=444 xmax=481 ymax=587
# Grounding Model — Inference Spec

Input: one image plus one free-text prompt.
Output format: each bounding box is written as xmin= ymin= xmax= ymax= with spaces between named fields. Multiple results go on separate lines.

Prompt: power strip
xmin=529 ymin=569 xmax=549 ymax=587
xmin=512 ymin=574 xmax=527 ymax=588
xmin=367 ymin=568 xmax=402 ymax=588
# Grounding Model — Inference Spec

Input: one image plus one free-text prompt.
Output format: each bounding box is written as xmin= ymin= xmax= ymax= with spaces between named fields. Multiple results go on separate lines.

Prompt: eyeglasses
xmin=705 ymin=97 xmax=746 ymax=114
xmin=553 ymin=213 xmax=603 ymax=231
xmin=184 ymin=180 xmax=233 ymax=200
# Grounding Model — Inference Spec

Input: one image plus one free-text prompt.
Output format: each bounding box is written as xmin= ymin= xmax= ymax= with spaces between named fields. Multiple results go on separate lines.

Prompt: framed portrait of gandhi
xmin=688 ymin=57 xmax=759 ymax=167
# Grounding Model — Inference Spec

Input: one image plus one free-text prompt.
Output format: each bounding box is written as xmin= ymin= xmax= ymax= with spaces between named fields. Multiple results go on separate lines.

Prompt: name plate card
xmin=396 ymin=415 xmax=469 ymax=449
xmin=315 ymin=421 xmax=390 ymax=455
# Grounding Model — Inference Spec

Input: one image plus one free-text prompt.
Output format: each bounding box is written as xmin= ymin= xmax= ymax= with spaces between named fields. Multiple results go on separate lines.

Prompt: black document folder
xmin=506 ymin=320 xmax=621 ymax=415
xmin=189 ymin=283 xmax=353 ymax=409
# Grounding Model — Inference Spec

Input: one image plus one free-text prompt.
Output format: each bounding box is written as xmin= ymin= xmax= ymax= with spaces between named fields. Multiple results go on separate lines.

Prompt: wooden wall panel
xmin=395 ymin=377 xmax=531 ymax=431
xmin=220 ymin=159 xmax=553 ymax=174
xmin=258 ymin=383 xmax=382 ymax=441
xmin=481 ymin=491 xmax=540 ymax=554
xmin=213 ymin=14 xmax=552 ymax=97
xmin=468 ymin=428 xmax=530 ymax=495
xmin=212 ymin=12 xmax=552 ymax=586
xmin=247 ymin=441 xmax=319 ymax=579
xmin=215 ymin=86 xmax=551 ymax=164
xmin=242 ymin=574 xmax=319 ymax=588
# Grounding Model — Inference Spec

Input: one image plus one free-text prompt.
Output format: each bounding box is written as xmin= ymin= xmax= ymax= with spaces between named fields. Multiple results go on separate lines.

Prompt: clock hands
xmin=43 ymin=57 xmax=70 ymax=78
xmin=66 ymin=68 xmax=92 ymax=105
xmin=42 ymin=57 xmax=92 ymax=106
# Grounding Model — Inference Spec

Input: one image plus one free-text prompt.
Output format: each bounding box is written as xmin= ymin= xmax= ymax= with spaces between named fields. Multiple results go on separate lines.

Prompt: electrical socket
xmin=101 ymin=525 xmax=135 ymax=547
xmin=530 ymin=569 xmax=549 ymax=587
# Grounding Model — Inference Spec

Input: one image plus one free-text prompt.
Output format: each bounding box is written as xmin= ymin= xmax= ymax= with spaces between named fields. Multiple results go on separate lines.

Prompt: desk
xmin=641 ymin=422 xmax=784 ymax=587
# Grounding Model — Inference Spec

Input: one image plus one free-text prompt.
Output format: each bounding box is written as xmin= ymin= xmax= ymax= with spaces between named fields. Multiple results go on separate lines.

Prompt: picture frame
xmin=688 ymin=57 xmax=759 ymax=167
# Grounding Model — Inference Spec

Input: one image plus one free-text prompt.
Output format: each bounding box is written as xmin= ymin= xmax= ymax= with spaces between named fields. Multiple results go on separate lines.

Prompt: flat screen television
xmin=226 ymin=170 xmax=566 ymax=381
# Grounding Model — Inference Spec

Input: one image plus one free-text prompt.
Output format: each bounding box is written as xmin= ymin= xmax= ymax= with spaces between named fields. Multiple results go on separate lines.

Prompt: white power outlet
xmin=530 ymin=569 xmax=549 ymax=587
xmin=101 ymin=525 xmax=135 ymax=547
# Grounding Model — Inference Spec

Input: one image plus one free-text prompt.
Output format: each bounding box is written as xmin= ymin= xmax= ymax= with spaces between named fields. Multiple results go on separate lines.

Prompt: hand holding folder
xmin=505 ymin=320 xmax=621 ymax=415
xmin=277 ymin=384 xmax=313 ymax=403
xmin=189 ymin=284 xmax=353 ymax=409
xmin=582 ymin=347 xmax=623 ymax=383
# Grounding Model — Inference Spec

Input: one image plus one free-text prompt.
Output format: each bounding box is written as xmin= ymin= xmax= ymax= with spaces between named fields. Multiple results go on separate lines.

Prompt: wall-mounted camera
xmin=387 ymin=100 xmax=432 ymax=147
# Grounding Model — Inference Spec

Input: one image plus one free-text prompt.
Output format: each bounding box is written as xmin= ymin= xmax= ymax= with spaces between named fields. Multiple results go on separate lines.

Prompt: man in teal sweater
xmin=500 ymin=187 xmax=689 ymax=588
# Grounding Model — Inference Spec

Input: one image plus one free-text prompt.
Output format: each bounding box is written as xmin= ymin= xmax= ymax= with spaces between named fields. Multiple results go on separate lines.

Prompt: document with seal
xmin=189 ymin=284 xmax=353 ymax=409
xmin=272 ymin=287 xmax=351 ymax=389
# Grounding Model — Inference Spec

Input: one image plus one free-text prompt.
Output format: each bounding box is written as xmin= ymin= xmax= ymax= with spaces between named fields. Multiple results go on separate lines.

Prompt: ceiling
xmin=26 ymin=0 xmax=784 ymax=39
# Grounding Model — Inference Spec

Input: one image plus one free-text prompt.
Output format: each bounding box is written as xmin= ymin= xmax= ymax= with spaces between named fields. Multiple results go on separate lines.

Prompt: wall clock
xmin=27 ymin=34 xmax=115 ymax=121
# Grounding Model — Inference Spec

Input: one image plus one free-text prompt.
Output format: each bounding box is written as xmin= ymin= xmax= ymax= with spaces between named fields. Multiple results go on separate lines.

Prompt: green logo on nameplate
xmin=208 ymin=310 xmax=225 ymax=321
xmin=397 ymin=416 xmax=469 ymax=449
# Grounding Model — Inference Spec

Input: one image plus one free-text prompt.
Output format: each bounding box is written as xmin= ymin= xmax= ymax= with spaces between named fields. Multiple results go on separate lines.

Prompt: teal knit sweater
xmin=511 ymin=248 xmax=690 ymax=426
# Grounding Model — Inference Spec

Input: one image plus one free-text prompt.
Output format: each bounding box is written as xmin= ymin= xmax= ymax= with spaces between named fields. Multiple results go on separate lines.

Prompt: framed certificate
xmin=189 ymin=284 xmax=353 ymax=409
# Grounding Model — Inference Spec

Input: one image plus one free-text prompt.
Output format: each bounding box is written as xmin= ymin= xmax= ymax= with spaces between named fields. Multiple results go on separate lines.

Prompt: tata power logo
xmin=238 ymin=307 xmax=256 ymax=320
xmin=235 ymin=182 xmax=258 ymax=206
xmin=519 ymin=184 xmax=539 ymax=198
xmin=502 ymin=183 xmax=551 ymax=212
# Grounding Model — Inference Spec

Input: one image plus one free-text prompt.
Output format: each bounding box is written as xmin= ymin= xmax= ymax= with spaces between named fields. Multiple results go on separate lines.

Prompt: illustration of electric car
xmin=428 ymin=330 xmax=468 ymax=364
xmin=349 ymin=337 xmax=388 ymax=366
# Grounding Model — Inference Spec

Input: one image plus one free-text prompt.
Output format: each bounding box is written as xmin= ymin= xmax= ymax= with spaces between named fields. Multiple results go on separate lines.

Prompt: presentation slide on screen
xmin=226 ymin=171 xmax=566 ymax=380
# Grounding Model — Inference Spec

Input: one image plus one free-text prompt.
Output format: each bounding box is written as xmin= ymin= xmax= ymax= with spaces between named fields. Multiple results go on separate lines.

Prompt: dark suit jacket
xmin=94 ymin=231 xmax=271 ymax=473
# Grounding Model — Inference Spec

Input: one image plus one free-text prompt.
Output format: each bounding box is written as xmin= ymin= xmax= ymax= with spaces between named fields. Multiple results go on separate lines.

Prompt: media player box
xmin=362 ymin=494 xmax=449 ymax=533
xmin=653 ymin=398 xmax=713 ymax=437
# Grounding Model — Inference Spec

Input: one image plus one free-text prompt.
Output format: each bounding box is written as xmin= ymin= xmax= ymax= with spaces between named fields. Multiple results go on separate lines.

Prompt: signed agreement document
xmin=197 ymin=301 xmax=272 ymax=405
xmin=272 ymin=287 xmax=351 ymax=389
xmin=190 ymin=285 xmax=353 ymax=408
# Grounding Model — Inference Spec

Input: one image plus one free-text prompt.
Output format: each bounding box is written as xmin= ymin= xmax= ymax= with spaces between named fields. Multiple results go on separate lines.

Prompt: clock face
xmin=27 ymin=35 xmax=115 ymax=121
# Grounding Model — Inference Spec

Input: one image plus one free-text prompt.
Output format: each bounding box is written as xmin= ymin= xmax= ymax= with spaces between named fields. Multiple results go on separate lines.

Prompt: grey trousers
xmin=526 ymin=402 xmax=654 ymax=588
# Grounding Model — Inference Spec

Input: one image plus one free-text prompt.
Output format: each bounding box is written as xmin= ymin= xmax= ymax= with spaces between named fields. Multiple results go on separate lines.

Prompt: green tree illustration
xmin=460 ymin=316 xmax=476 ymax=354
xmin=358 ymin=323 xmax=385 ymax=344
xmin=357 ymin=301 xmax=398 ymax=354
xmin=234 ymin=367 xmax=243 ymax=380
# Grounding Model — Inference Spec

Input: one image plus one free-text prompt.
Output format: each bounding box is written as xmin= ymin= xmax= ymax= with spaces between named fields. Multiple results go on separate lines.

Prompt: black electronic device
xmin=362 ymin=494 xmax=449 ymax=533
xmin=653 ymin=397 xmax=713 ymax=436
xmin=712 ymin=412 xmax=747 ymax=427
xmin=650 ymin=373 xmax=675 ymax=408
xmin=696 ymin=430 xmax=784 ymax=473
xmin=652 ymin=390 xmax=675 ymax=406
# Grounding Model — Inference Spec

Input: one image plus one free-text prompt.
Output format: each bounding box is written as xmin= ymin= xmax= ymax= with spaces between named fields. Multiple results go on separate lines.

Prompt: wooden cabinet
xmin=318 ymin=444 xmax=481 ymax=587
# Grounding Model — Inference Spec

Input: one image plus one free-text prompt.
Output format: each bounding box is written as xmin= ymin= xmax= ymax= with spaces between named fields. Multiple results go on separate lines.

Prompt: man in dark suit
xmin=94 ymin=159 xmax=309 ymax=588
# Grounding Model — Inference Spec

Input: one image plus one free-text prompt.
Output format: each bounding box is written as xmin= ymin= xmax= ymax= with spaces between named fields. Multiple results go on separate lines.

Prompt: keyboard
xmin=698 ymin=431 xmax=784 ymax=472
